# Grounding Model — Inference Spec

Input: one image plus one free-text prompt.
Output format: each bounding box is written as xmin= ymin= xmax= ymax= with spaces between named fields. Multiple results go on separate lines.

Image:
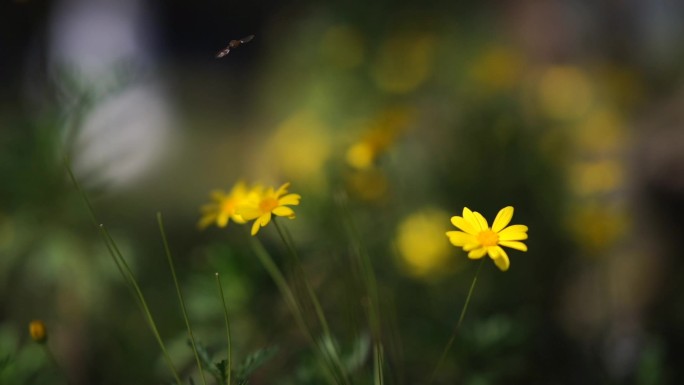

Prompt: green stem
xmin=157 ymin=212 xmax=207 ymax=385
xmin=427 ymin=259 xmax=485 ymax=385
xmin=272 ymin=221 xmax=332 ymax=339
xmin=42 ymin=344 xmax=73 ymax=385
xmin=100 ymin=225 xmax=183 ymax=385
xmin=373 ymin=345 xmax=384 ymax=385
xmin=63 ymin=159 xmax=98 ymax=228
xmin=247 ymin=235 xmax=340 ymax=385
xmin=336 ymin=194 xmax=384 ymax=384
xmin=215 ymin=273 xmax=233 ymax=385
xmin=64 ymin=162 xmax=182 ymax=385
xmin=271 ymin=219 xmax=350 ymax=385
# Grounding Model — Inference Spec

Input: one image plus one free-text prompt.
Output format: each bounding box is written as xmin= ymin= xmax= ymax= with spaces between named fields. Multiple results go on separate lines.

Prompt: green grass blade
xmin=65 ymin=162 xmax=182 ymax=385
xmin=157 ymin=212 xmax=207 ymax=385
xmin=215 ymin=272 xmax=233 ymax=385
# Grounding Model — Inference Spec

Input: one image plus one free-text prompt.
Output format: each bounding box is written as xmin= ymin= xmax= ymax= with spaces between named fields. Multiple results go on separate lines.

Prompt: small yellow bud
xmin=29 ymin=320 xmax=47 ymax=343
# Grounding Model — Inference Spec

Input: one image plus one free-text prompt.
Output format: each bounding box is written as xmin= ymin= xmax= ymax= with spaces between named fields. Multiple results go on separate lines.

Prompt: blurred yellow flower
xmin=264 ymin=111 xmax=331 ymax=187
xmin=574 ymin=108 xmax=628 ymax=153
xmin=345 ymin=168 xmax=388 ymax=202
xmin=470 ymin=46 xmax=524 ymax=91
xmin=346 ymin=107 xmax=415 ymax=170
xmin=567 ymin=203 xmax=629 ymax=253
xmin=198 ymin=181 xmax=250 ymax=229
xmin=372 ymin=32 xmax=436 ymax=94
xmin=346 ymin=142 xmax=375 ymax=170
xmin=238 ymin=182 xmax=301 ymax=236
xmin=570 ymin=160 xmax=624 ymax=196
xmin=396 ymin=209 xmax=452 ymax=277
xmin=446 ymin=206 xmax=528 ymax=272
xmin=537 ymin=66 xmax=593 ymax=120
xmin=29 ymin=320 xmax=47 ymax=343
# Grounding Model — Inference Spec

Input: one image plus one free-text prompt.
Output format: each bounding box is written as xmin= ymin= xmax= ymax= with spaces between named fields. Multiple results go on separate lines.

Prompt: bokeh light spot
xmin=396 ymin=208 xmax=454 ymax=277
xmin=372 ymin=33 xmax=437 ymax=94
xmin=320 ymin=24 xmax=365 ymax=69
xmin=538 ymin=66 xmax=593 ymax=120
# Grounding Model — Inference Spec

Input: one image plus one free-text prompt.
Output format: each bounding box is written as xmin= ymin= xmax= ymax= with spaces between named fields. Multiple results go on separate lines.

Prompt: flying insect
xmin=216 ymin=34 xmax=254 ymax=58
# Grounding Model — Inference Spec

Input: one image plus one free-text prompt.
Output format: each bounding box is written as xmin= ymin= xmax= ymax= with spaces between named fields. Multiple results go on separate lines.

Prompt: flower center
xmin=476 ymin=230 xmax=499 ymax=247
xmin=259 ymin=197 xmax=279 ymax=213
xmin=221 ymin=198 xmax=236 ymax=213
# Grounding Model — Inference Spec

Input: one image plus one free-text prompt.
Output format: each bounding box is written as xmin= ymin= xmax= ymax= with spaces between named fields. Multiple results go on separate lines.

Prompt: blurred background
xmin=2 ymin=0 xmax=684 ymax=384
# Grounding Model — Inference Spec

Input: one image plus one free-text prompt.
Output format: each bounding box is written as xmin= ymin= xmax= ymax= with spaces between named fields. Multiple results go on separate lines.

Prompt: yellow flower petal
xmin=492 ymin=250 xmax=510 ymax=271
xmin=494 ymin=246 xmax=507 ymax=260
xmin=463 ymin=242 xmax=480 ymax=251
xmin=498 ymin=225 xmax=529 ymax=240
xmin=450 ymin=216 xmax=478 ymax=235
xmin=487 ymin=246 xmax=500 ymax=259
xmin=468 ymin=247 xmax=487 ymax=259
xmin=217 ymin=211 xmax=230 ymax=227
xmin=251 ymin=220 xmax=261 ymax=236
xmin=273 ymin=206 xmax=295 ymax=217
xmin=462 ymin=208 xmax=483 ymax=231
xmin=275 ymin=182 xmax=290 ymax=196
xmin=499 ymin=232 xmax=527 ymax=242
xmin=197 ymin=214 xmax=217 ymax=230
xmin=210 ymin=190 xmax=226 ymax=200
xmin=257 ymin=213 xmax=272 ymax=228
xmin=499 ymin=240 xmax=528 ymax=252
xmin=446 ymin=231 xmax=475 ymax=246
xmin=279 ymin=193 xmax=301 ymax=206
xmin=230 ymin=181 xmax=247 ymax=194
xmin=473 ymin=211 xmax=489 ymax=230
xmin=492 ymin=206 xmax=514 ymax=232
xmin=237 ymin=205 xmax=261 ymax=221
xmin=200 ymin=203 xmax=219 ymax=213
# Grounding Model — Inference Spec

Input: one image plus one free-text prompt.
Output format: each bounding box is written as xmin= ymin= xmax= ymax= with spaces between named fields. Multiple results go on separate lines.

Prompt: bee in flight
xmin=215 ymin=35 xmax=255 ymax=58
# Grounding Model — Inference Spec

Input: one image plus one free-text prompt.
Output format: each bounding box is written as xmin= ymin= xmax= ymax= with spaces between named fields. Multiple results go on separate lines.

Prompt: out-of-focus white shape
xmin=70 ymin=85 xmax=171 ymax=188
xmin=48 ymin=0 xmax=172 ymax=189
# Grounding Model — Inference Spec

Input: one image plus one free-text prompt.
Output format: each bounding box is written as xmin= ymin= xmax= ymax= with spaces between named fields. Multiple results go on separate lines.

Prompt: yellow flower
xmin=238 ymin=182 xmax=301 ymax=236
xmin=396 ymin=209 xmax=453 ymax=277
xmin=446 ymin=206 xmax=528 ymax=271
xmin=198 ymin=181 xmax=250 ymax=229
xmin=29 ymin=320 xmax=47 ymax=343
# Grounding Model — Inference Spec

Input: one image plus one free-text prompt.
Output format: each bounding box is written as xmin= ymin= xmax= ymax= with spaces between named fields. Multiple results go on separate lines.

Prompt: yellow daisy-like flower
xmin=238 ymin=182 xmax=301 ymax=236
xmin=198 ymin=181 xmax=250 ymax=229
xmin=446 ymin=206 xmax=528 ymax=272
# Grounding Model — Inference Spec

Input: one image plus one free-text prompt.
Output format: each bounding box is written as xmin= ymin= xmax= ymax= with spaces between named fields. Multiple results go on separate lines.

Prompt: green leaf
xmin=214 ymin=359 xmax=228 ymax=385
xmin=188 ymin=340 xmax=223 ymax=383
xmin=0 ymin=354 xmax=12 ymax=373
xmin=235 ymin=347 xmax=278 ymax=385
xmin=343 ymin=333 xmax=371 ymax=372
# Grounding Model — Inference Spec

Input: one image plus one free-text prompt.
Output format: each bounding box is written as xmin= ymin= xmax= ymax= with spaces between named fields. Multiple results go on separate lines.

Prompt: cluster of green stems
xmin=66 ymin=162 xmax=482 ymax=385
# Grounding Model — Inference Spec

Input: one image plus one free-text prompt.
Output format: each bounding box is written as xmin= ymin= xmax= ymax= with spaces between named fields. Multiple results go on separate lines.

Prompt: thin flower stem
xmin=157 ymin=212 xmax=207 ymax=385
xmin=42 ymin=344 xmax=73 ymax=385
xmin=65 ymin=162 xmax=182 ymax=385
xmin=247 ymin=234 xmax=341 ymax=385
xmin=215 ymin=273 xmax=233 ymax=385
xmin=271 ymin=219 xmax=351 ymax=385
xmin=273 ymin=220 xmax=333 ymax=338
xmin=100 ymin=225 xmax=183 ymax=385
xmin=336 ymin=194 xmax=384 ymax=384
xmin=63 ymin=160 xmax=99 ymax=228
xmin=427 ymin=259 xmax=485 ymax=385
xmin=373 ymin=345 xmax=384 ymax=385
